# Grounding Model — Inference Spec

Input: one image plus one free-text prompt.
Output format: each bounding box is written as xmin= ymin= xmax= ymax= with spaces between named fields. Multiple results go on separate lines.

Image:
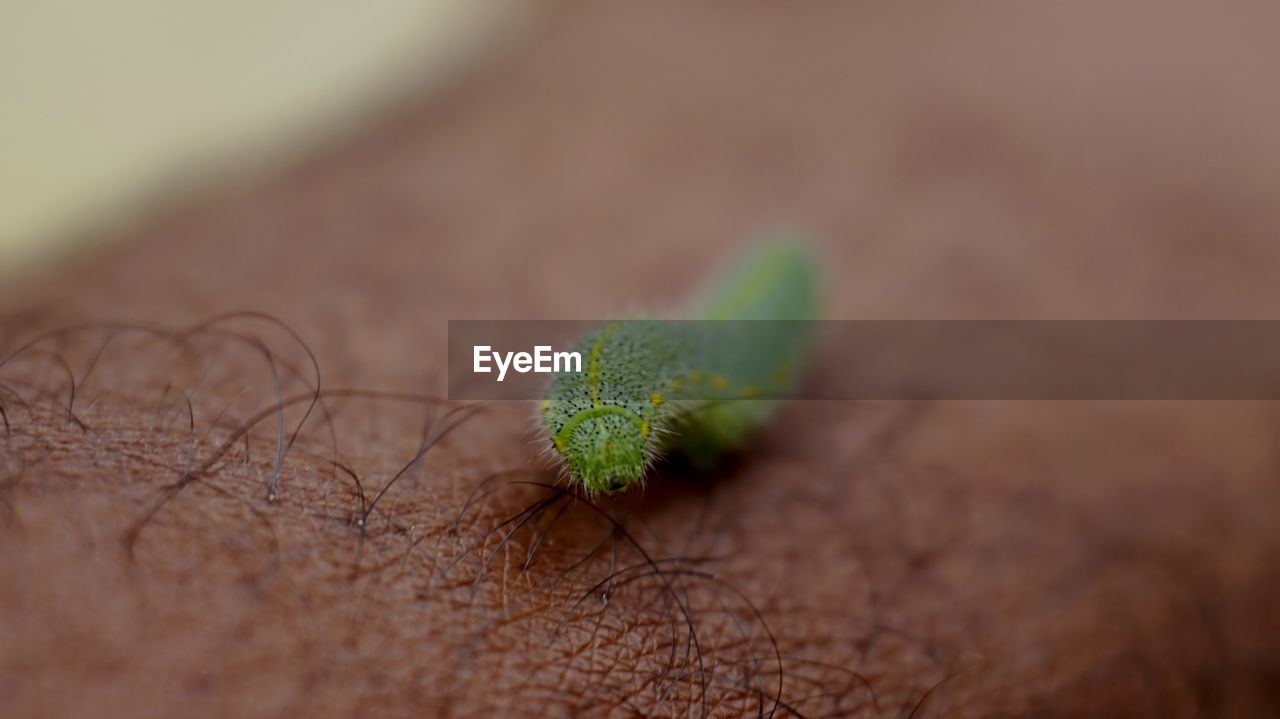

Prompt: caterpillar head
xmin=545 ymin=406 xmax=652 ymax=494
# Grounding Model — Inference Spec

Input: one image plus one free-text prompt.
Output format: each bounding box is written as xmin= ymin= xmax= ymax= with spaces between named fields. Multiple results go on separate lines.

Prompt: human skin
xmin=3 ymin=2 xmax=1280 ymax=717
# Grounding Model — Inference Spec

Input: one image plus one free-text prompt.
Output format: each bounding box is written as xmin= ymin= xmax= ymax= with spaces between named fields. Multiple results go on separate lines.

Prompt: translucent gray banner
xmin=447 ymin=320 xmax=1280 ymax=400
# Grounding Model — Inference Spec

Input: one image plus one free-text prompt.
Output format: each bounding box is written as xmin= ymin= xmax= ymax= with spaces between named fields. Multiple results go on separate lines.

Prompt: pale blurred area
xmin=0 ymin=0 xmax=532 ymax=277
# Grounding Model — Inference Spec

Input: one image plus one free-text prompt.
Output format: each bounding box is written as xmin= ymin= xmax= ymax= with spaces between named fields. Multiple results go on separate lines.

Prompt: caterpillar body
xmin=541 ymin=242 xmax=819 ymax=494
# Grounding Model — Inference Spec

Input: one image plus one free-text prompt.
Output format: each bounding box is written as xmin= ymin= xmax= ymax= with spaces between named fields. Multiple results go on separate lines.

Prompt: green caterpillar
xmin=540 ymin=241 xmax=820 ymax=494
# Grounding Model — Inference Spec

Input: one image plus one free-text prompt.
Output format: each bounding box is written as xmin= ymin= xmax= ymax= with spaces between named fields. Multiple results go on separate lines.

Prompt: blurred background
xmin=7 ymin=0 xmax=1280 ymax=324
xmin=1 ymin=0 xmax=529 ymax=276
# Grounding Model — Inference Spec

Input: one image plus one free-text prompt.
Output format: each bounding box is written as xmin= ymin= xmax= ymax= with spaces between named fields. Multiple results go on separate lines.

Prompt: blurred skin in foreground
xmin=2 ymin=2 xmax=1280 ymax=717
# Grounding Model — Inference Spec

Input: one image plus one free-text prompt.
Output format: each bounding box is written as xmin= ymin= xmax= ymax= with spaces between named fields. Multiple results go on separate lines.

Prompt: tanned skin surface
xmin=3 ymin=2 xmax=1279 ymax=717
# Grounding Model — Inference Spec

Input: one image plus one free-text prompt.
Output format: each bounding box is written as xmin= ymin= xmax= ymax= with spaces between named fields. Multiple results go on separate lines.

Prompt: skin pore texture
xmin=3 ymin=2 xmax=1280 ymax=717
